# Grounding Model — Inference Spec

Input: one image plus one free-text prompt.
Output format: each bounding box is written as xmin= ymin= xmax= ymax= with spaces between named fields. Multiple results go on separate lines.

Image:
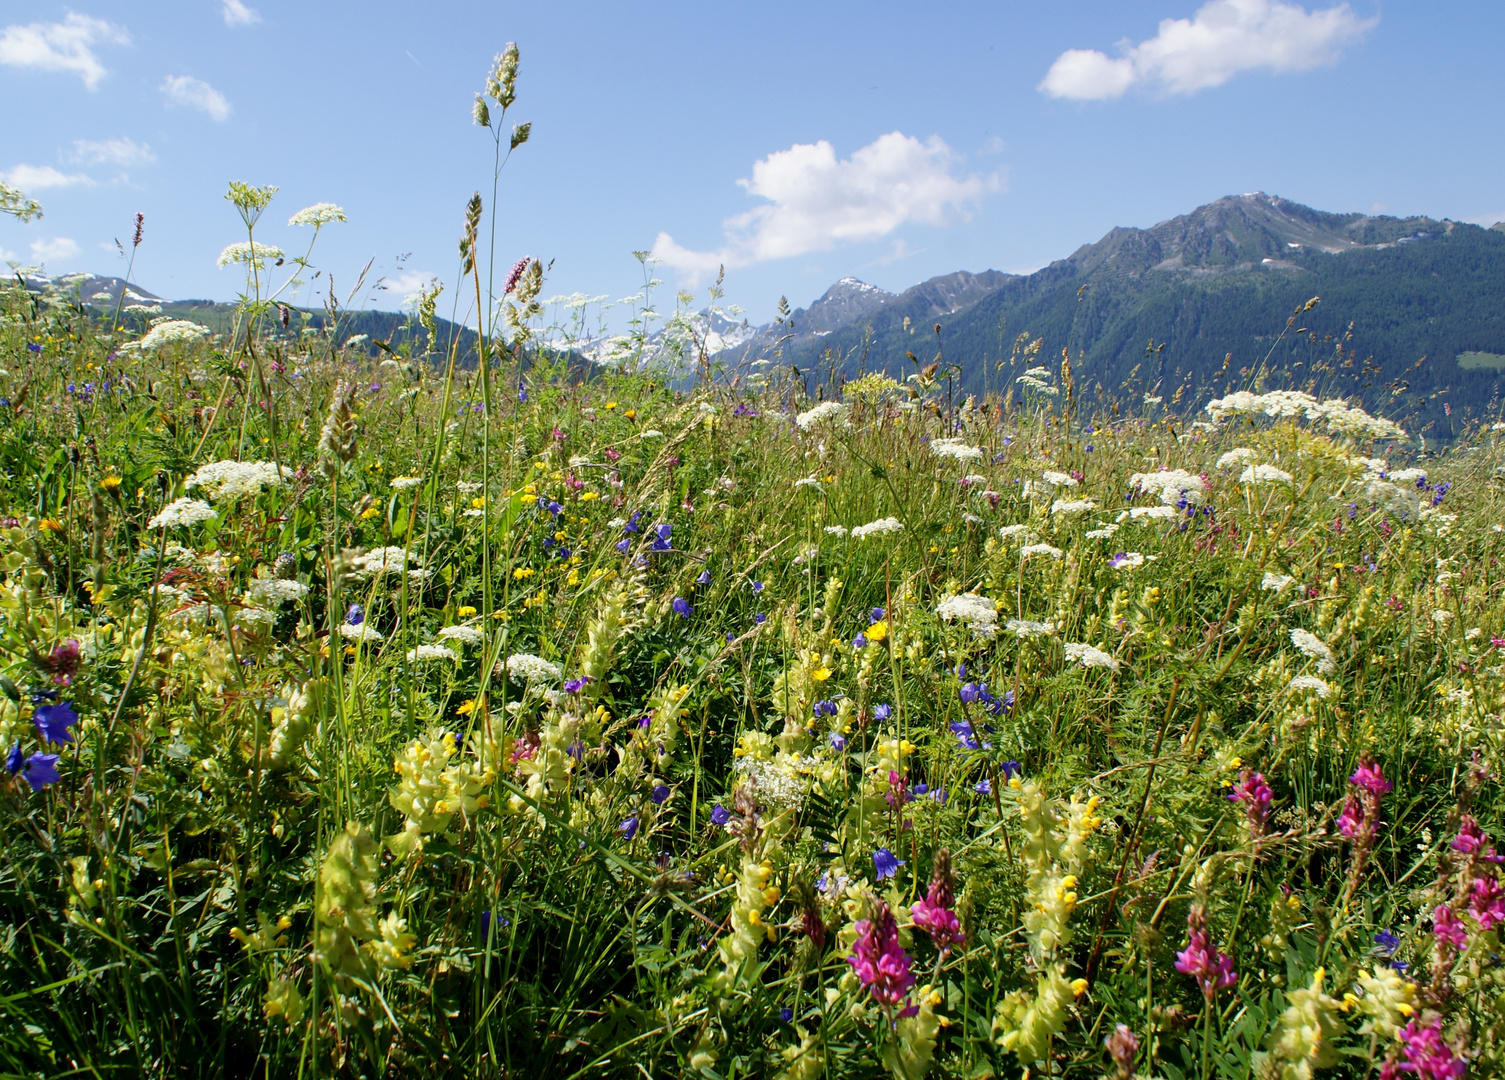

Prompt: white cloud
xmin=30 ymin=236 xmax=80 ymax=265
xmin=1039 ymin=0 xmax=1376 ymax=101
xmin=373 ymin=269 xmax=443 ymax=309
xmin=161 ymin=75 xmax=231 ymax=121
xmin=70 ymin=137 xmax=155 ymax=167
xmin=222 ymin=0 xmax=261 ymax=27
xmin=0 ymin=14 xmax=129 ymax=89
xmin=3 ymin=164 xmax=92 ymax=190
xmin=652 ymin=131 xmax=1001 ymax=283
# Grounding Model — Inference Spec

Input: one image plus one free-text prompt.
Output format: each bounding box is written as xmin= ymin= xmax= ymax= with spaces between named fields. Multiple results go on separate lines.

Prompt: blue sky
xmin=3 ymin=1 xmax=1503 ymax=327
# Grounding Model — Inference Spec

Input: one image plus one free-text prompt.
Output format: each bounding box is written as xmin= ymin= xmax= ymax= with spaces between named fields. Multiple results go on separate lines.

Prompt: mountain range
xmin=27 ymin=193 xmax=1505 ymax=437
xmin=719 ymin=193 xmax=1505 ymax=438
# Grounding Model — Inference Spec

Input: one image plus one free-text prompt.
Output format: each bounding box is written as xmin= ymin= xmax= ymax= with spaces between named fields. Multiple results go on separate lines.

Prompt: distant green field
xmin=1458 ymin=350 xmax=1505 ymax=370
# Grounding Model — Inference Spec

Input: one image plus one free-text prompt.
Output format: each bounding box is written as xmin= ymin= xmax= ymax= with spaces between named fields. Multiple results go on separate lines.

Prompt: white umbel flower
xmin=1051 ymin=498 xmax=1097 ymax=515
xmin=1130 ymin=468 xmax=1206 ymax=506
xmin=234 ymin=607 xmax=277 ymax=632
xmin=390 ymin=476 xmax=424 ymax=491
xmin=1064 ymin=642 xmax=1119 ymax=670
xmin=407 ymin=644 xmax=458 ymax=662
xmin=930 ymin=438 xmax=985 ymax=463
xmin=288 ymin=202 xmax=346 ymax=227
xmin=1041 ymin=470 xmax=1078 ymax=488
xmin=1216 ymin=448 xmax=1256 ymax=469
xmin=138 ymin=319 xmax=210 ymax=350
xmin=1006 ymin=618 xmax=1055 ymax=639
xmin=340 ymin=622 xmax=383 ymax=642
xmin=148 ymin=498 xmax=218 ymax=530
xmin=851 ymin=516 xmax=903 ymax=539
xmin=1020 ymin=543 xmax=1063 ymax=560
xmin=217 ymin=241 xmax=285 ymax=269
xmin=794 ymin=402 xmax=847 ymax=429
xmin=185 ymin=459 xmax=289 ymax=500
xmin=347 ymin=547 xmax=422 ymax=579
xmin=247 ymin=578 xmax=309 ymax=606
xmin=935 ymin=593 xmax=999 ymax=638
xmin=505 ymin=653 xmax=562 ymax=683
xmin=438 ymin=625 xmax=485 ymax=646
xmin=1240 ymin=464 xmax=1293 ymax=484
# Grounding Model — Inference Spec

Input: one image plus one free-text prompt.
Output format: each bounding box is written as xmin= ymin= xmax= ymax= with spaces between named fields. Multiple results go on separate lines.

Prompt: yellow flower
xmin=360 ymin=506 xmax=379 ymax=519
xmin=928 ymin=544 xmax=939 ymax=554
xmin=811 ymin=667 xmax=832 ymax=683
xmin=513 ymin=567 xmax=535 ymax=579
xmin=456 ymin=699 xmax=476 ymax=716
xmin=100 ymin=475 xmax=122 ymax=491
xmin=580 ymin=491 xmax=598 ymax=501
xmin=457 ymin=606 xmax=477 ymax=617
xmin=625 ymin=408 xmax=637 ymax=419
xmin=471 ymin=497 xmax=486 ymax=509
xmin=1070 ymin=978 xmax=1089 ymax=997
xmin=39 ymin=518 xmax=64 ymax=532
xmin=866 ymin=620 xmax=888 ymax=642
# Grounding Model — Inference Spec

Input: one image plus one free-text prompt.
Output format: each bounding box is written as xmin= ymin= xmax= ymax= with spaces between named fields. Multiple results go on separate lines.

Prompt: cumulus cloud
xmin=1039 ymin=0 xmax=1376 ymax=101
xmin=222 ymin=0 xmax=261 ymax=27
xmin=373 ymin=269 xmax=443 ymax=309
xmin=0 ymin=14 xmax=129 ymax=89
xmin=30 ymin=236 xmax=80 ymax=265
xmin=3 ymin=164 xmax=92 ymax=190
xmin=161 ymin=75 xmax=231 ymax=121
xmin=652 ymin=131 xmax=1001 ymax=282
xmin=70 ymin=137 xmax=155 ymax=167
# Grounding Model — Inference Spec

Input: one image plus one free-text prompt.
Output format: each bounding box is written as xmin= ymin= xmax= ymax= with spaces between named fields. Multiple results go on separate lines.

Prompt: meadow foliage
xmin=1 ymin=44 xmax=1503 ymax=1080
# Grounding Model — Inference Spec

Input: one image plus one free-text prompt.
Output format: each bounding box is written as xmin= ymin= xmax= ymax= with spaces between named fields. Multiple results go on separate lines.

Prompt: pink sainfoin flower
xmin=1469 ymin=875 xmax=1505 ymax=930
xmin=1337 ymin=796 xmax=1364 ymax=839
xmin=1341 ymin=754 xmax=1392 ymax=899
xmin=1105 ymin=1025 xmax=1140 ymax=1080
xmin=884 ymin=770 xmax=910 ymax=810
xmin=910 ymin=848 xmax=965 ymax=954
xmin=1433 ymin=904 xmax=1468 ymax=949
xmin=1351 ymin=757 xmax=1394 ymax=798
xmin=847 ymin=899 xmax=916 ymax=1008
xmin=1395 ymin=1019 xmax=1467 ymax=1080
xmin=1452 ymin=815 xmax=1504 ymax=865
xmin=1228 ymin=769 xmax=1273 ymax=838
xmin=1174 ymin=905 xmax=1236 ymax=1002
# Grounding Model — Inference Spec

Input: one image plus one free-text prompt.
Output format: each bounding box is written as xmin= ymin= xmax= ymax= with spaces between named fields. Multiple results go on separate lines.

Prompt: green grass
xmin=0 ymin=46 xmax=1500 ymax=1080
xmin=1456 ymin=350 xmax=1505 ymax=370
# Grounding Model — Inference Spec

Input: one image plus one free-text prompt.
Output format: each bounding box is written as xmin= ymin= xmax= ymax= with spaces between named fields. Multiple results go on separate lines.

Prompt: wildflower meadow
xmin=3 ymin=45 xmax=1505 ymax=1080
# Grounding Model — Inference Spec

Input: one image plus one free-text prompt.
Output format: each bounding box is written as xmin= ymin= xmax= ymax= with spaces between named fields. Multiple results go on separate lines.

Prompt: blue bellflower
xmin=23 ymin=752 xmax=60 ymax=792
xmin=34 ymin=702 xmax=79 ymax=745
xmin=872 ymin=848 xmax=904 ymax=880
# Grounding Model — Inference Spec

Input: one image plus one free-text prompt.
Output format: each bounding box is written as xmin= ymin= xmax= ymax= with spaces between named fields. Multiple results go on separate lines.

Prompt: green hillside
xmin=753 ymin=196 xmax=1505 ymax=439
